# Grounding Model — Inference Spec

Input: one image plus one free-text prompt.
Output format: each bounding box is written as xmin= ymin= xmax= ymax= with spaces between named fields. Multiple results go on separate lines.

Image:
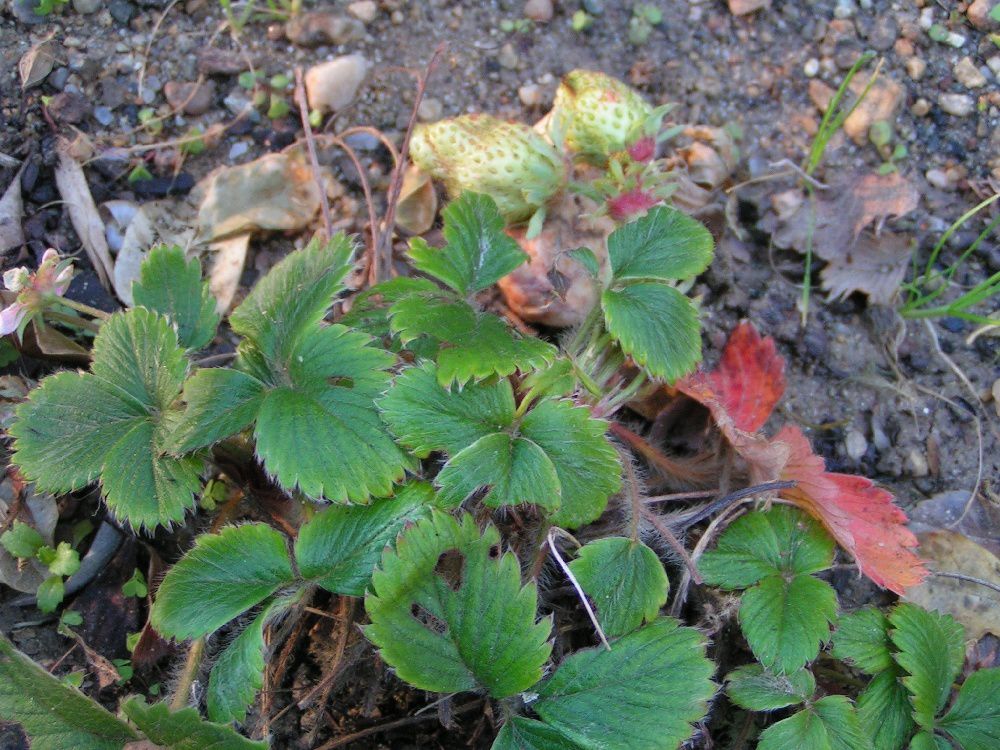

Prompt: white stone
xmin=803 ymin=58 xmax=820 ymax=77
xmin=954 ymin=57 xmax=987 ymax=88
xmin=347 ymin=0 xmax=377 ymax=24
xmin=305 ymin=54 xmax=370 ymax=114
xmin=845 ymin=430 xmax=868 ymax=461
xmin=938 ymin=93 xmax=975 ymax=117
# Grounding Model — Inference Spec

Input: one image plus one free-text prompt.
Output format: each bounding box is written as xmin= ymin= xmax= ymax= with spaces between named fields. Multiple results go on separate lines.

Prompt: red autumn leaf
xmin=678 ymin=322 xmax=785 ymax=434
xmin=773 ymin=425 xmax=927 ymax=595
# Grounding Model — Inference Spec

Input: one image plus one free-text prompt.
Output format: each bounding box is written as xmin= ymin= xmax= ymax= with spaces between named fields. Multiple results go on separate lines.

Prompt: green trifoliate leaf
xmin=121 ymin=569 xmax=147 ymax=598
xmin=408 ymin=192 xmax=528 ymax=296
xmin=380 ymin=362 xmax=515 ymax=457
xmin=381 ymin=364 xmax=619 ymax=523
xmin=568 ymin=537 xmax=668 ymax=638
xmin=491 ymin=717 xmax=583 ymax=750
xmin=229 ymin=233 xmax=355 ymax=366
xmin=888 ymin=603 xmax=965 ymax=731
xmin=132 ymin=245 xmax=220 ymax=350
xmin=36 ymin=574 xmax=65 ymax=613
xmin=938 ymin=668 xmax=1000 ymax=750
xmin=122 ymin=697 xmax=266 ymax=749
xmin=534 ymin=618 xmax=716 ymax=750
xmin=206 ymin=594 xmax=299 ymax=724
xmin=758 ymin=695 xmax=867 ymax=750
xmin=150 ymin=524 xmax=295 ymax=640
xmin=11 ymin=309 xmax=201 ymax=530
xmin=700 ymin=506 xmax=836 ymax=589
xmin=0 ymin=632 xmax=139 ymax=749
xmin=833 ymin=608 xmax=894 ymax=675
xmin=44 ymin=541 xmax=80 ymax=576
xmin=740 ymin=573 xmax=837 ymax=674
xmin=607 ymin=205 xmax=714 ymax=282
xmin=295 ymin=482 xmax=434 ymax=596
xmin=601 ymin=282 xmax=701 ymax=383
xmin=339 ymin=276 xmax=441 ymax=347
xmin=1 ymin=520 xmax=44 ymax=558
xmin=365 ymin=512 xmax=551 ymax=698
xmin=173 ymin=325 xmax=409 ymax=502
xmin=725 ymin=664 xmax=815 ymax=711
xmin=436 ymin=431 xmax=561 ymax=510
xmin=857 ymin=670 xmax=914 ymax=750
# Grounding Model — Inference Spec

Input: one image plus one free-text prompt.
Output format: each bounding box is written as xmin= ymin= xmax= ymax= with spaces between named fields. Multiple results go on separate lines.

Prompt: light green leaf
xmin=168 ymin=368 xmax=266 ymax=453
xmin=365 ymin=512 xmax=551 ymax=698
xmin=534 ymin=618 xmax=716 ymax=750
xmin=938 ymin=668 xmax=1000 ymax=750
xmin=889 ymin=603 xmax=966 ymax=730
xmin=1 ymin=520 xmax=45 ymax=558
xmin=122 ymin=569 xmax=147 ymax=598
xmin=699 ymin=506 xmax=835 ymax=590
xmin=0 ymin=631 xmax=139 ymax=749
xmin=833 ymin=608 xmax=894 ymax=675
xmin=45 ymin=541 xmax=80 ymax=576
xmin=759 ymin=696 xmax=867 ymax=750
xmin=521 ymin=358 xmax=577 ymax=401
xmin=295 ymin=482 xmax=433 ymax=596
xmin=601 ymin=282 xmax=701 ymax=382
xmin=518 ymin=398 xmax=620 ymax=529
xmin=122 ymin=697 xmax=266 ymax=749
xmin=568 ymin=537 xmax=668 ymax=637
xmin=389 ymin=293 xmax=478 ymax=344
xmin=491 ymin=717 xmax=582 ymax=750
xmin=132 ymin=245 xmax=220 ymax=350
xmin=206 ymin=595 xmax=298 ymax=724
xmin=380 ymin=362 xmax=515 ymax=457
xmin=11 ymin=309 xmax=201 ymax=530
xmin=740 ymin=574 xmax=837 ymax=673
xmin=725 ymin=663 xmax=815 ymax=711
xmin=607 ymin=205 xmax=714 ymax=282
xmin=36 ymin=574 xmax=65 ymax=613
xmin=436 ymin=432 xmax=561 ymax=510
xmin=568 ymin=246 xmax=601 ymax=278
xmin=151 ymin=524 xmax=295 ymax=640
xmin=857 ymin=670 xmax=914 ymax=750
xmin=229 ymin=233 xmax=355 ymax=366
xmin=407 ymin=192 xmax=527 ymax=296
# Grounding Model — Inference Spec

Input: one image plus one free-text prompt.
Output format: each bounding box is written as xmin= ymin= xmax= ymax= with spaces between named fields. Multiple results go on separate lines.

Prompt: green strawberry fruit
xmin=548 ymin=70 xmax=654 ymax=164
xmin=410 ymin=114 xmax=566 ymax=224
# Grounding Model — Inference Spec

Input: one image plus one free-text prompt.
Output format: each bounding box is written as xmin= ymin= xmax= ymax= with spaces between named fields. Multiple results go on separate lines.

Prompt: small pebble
xmin=347 ymin=0 xmax=377 ymax=24
xmin=72 ymin=0 xmax=102 ymax=13
xmin=911 ymin=98 xmax=931 ymax=117
xmin=304 ymin=54 xmax=370 ymax=114
xmin=228 ymin=141 xmax=249 ymax=161
xmin=906 ymin=449 xmax=929 ymax=478
xmin=108 ymin=0 xmax=134 ymax=24
xmin=988 ymin=56 xmax=1000 ymax=77
xmin=417 ymin=97 xmax=443 ymax=122
xmin=10 ymin=0 xmax=48 ymax=24
xmin=967 ymin=0 xmax=997 ymax=30
xmin=938 ymin=93 xmax=975 ymax=117
xmin=845 ymin=430 xmax=868 ymax=462
xmin=918 ymin=7 xmax=935 ymax=30
xmin=833 ymin=0 xmax=855 ymax=19
xmin=953 ymin=57 xmax=987 ymax=89
xmin=866 ymin=14 xmax=898 ymax=50
xmin=925 ymin=168 xmax=956 ymax=190
xmin=518 ymin=82 xmax=543 ymax=107
xmin=93 ymin=106 xmax=115 ymax=126
xmin=285 ymin=12 xmax=365 ymax=47
xmin=498 ymin=43 xmax=519 ymax=70
xmin=905 ymin=57 xmax=926 ymax=80
xmin=803 ymin=58 xmax=820 ymax=77
xmin=524 ymin=0 xmax=553 ymax=23
xmin=164 ymin=80 xmax=216 ymax=116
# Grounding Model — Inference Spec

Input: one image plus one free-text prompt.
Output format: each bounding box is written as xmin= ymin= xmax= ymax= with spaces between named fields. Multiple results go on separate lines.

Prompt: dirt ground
xmin=1 ymin=0 xmax=998 ymax=747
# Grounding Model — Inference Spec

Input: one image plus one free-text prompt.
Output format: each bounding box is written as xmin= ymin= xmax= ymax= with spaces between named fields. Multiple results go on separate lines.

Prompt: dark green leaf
xmin=534 ymin=618 xmax=715 ymax=750
xmin=700 ymin=506 xmax=835 ymax=589
xmin=168 ymin=368 xmax=266 ymax=453
xmin=740 ymin=574 xmax=837 ymax=673
xmin=151 ymin=524 xmax=295 ymax=640
xmin=833 ymin=608 xmax=894 ymax=675
xmin=607 ymin=205 xmax=714 ymax=282
xmin=568 ymin=537 xmax=668 ymax=637
xmin=122 ymin=697 xmax=266 ymax=749
xmin=365 ymin=512 xmax=551 ymax=698
xmin=938 ymin=668 xmax=1000 ymax=750
xmin=857 ymin=670 xmax=914 ymax=750
xmin=758 ymin=696 xmax=867 ymax=750
xmin=295 ymin=482 xmax=433 ymax=596
xmin=0 ymin=631 xmax=139 ymax=749
xmin=601 ymin=282 xmax=701 ymax=382
xmin=491 ymin=717 xmax=582 ymax=750
xmin=520 ymin=358 xmax=577 ymax=401
xmin=229 ymin=233 xmax=355 ymax=367
xmin=725 ymin=663 xmax=815 ymax=711
xmin=435 ymin=313 xmax=556 ymax=388
xmin=132 ymin=245 xmax=220 ymax=350
xmin=889 ymin=603 xmax=965 ymax=730
xmin=408 ymin=192 xmax=527 ymax=296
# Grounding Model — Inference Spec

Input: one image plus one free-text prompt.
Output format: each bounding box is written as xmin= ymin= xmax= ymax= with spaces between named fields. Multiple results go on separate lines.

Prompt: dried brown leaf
xmin=0 ymin=166 xmax=25 ymax=259
xmin=19 ymin=38 xmax=61 ymax=90
xmin=819 ymin=231 xmax=913 ymax=305
xmin=395 ymin=165 xmax=437 ymax=235
xmin=208 ymin=232 xmax=250 ymax=314
xmin=53 ymin=139 xmax=114 ymax=288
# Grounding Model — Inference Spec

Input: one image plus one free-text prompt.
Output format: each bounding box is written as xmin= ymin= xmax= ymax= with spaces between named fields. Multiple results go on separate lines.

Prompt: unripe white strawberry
xmin=548 ymin=70 xmax=655 ymax=164
xmin=409 ymin=114 xmax=566 ymax=224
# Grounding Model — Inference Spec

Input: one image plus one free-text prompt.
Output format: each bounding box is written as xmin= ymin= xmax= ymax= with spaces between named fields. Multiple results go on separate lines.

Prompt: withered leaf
xmin=820 ymin=231 xmax=914 ymax=305
xmin=19 ymin=38 xmax=62 ymax=90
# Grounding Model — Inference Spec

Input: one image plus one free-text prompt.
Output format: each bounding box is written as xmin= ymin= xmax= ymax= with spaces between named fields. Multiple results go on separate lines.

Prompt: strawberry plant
xmin=1 ymin=67 xmax=996 ymax=750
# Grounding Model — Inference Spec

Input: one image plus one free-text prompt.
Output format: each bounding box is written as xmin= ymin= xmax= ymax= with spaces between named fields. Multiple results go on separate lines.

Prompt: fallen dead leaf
xmin=53 ymin=138 xmax=114 ymax=289
xmin=19 ymin=37 xmax=62 ymax=90
xmin=395 ymin=165 xmax=438 ymax=235
xmin=904 ymin=530 xmax=1000 ymax=642
xmin=197 ymin=152 xmax=321 ymax=241
xmin=109 ymin=202 xmax=197 ymax=306
xmin=0 ymin=164 xmax=25 ymax=258
xmin=0 ymin=479 xmax=57 ymax=594
xmin=819 ymin=232 xmax=914 ymax=305
xmin=209 ymin=232 xmax=251 ymax=314
xmin=910 ymin=490 xmax=1000 ymax=559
